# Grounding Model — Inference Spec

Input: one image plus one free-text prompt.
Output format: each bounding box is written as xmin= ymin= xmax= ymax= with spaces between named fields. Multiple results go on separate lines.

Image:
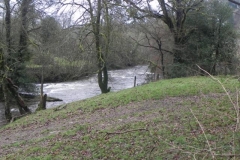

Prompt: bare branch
xmin=102 ymin=128 xmax=148 ymax=136
xmin=123 ymin=0 xmax=164 ymax=19
xmin=196 ymin=65 xmax=240 ymax=131
xmin=190 ymin=108 xmax=215 ymax=159
xmin=229 ymin=0 xmax=240 ymax=5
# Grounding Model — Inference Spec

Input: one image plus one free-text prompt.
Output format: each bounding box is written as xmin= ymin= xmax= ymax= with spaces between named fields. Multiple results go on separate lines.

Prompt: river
xmin=0 ymin=65 xmax=150 ymax=125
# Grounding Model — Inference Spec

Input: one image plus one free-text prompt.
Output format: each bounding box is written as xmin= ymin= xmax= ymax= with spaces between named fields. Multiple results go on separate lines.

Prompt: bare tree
xmin=123 ymin=0 xmax=204 ymax=63
xmin=89 ymin=0 xmax=111 ymax=93
xmin=56 ymin=0 xmax=113 ymax=93
xmin=135 ymin=19 xmax=173 ymax=79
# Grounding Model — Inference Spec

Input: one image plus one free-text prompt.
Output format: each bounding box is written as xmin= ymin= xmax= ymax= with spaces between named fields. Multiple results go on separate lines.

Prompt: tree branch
xmin=229 ymin=0 xmax=240 ymax=5
xmin=123 ymin=0 xmax=164 ymax=19
xmin=103 ymin=128 xmax=148 ymax=136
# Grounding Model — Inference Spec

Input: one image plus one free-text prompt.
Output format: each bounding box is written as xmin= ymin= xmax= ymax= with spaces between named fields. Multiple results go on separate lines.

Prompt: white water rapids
xmin=0 ymin=65 xmax=151 ymax=124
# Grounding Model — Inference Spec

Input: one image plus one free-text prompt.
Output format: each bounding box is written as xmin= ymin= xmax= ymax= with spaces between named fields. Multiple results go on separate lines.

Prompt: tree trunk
xmin=4 ymin=0 xmax=11 ymax=56
xmin=36 ymin=63 xmax=46 ymax=111
xmin=87 ymin=0 xmax=111 ymax=93
xmin=6 ymin=78 xmax=31 ymax=114
xmin=159 ymin=0 xmax=186 ymax=64
xmin=3 ymin=0 xmax=12 ymax=121
xmin=95 ymin=0 xmax=110 ymax=93
xmin=18 ymin=0 xmax=31 ymax=61
xmin=98 ymin=64 xmax=110 ymax=93
xmin=14 ymin=0 xmax=32 ymax=85
xmin=156 ymin=39 xmax=165 ymax=78
xmin=36 ymin=94 xmax=47 ymax=111
xmin=0 ymin=50 xmax=11 ymax=121
xmin=2 ymin=78 xmax=12 ymax=121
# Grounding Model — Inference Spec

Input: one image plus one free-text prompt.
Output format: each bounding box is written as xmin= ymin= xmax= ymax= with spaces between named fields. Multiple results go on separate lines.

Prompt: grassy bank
xmin=1 ymin=76 xmax=240 ymax=159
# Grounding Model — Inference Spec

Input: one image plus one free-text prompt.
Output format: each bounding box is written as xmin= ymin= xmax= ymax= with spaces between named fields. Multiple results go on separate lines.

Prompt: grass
xmin=1 ymin=76 xmax=240 ymax=159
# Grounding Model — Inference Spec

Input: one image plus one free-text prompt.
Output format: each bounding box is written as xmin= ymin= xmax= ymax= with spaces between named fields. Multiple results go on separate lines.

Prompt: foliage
xmin=40 ymin=16 xmax=61 ymax=44
xmin=168 ymin=0 xmax=237 ymax=77
xmin=123 ymin=0 xmax=238 ymax=78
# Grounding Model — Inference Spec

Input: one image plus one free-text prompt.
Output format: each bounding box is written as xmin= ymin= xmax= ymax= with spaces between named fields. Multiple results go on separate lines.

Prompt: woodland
xmin=0 ymin=0 xmax=239 ymax=121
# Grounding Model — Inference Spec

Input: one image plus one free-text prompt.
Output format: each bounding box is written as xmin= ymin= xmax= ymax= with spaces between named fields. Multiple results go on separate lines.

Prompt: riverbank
xmin=0 ymin=65 xmax=150 ymax=127
xmin=1 ymin=76 xmax=240 ymax=159
xmin=26 ymin=63 xmax=146 ymax=83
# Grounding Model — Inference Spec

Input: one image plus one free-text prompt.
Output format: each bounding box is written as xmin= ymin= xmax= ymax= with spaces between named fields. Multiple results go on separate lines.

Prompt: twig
xmin=237 ymin=89 xmax=240 ymax=131
xmin=232 ymin=132 xmax=236 ymax=160
xmin=196 ymin=65 xmax=239 ymax=131
xmin=157 ymin=135 xmax=209 ymax=157
xmin=10 ymin=113 xmax=29 ymax=123
xmin=149 ymin=147 xmax=155 ymax=159
xmin=104 ymin=128 xmax=148 ymax=135
xmin=190 ymin=108 xmax=215 ymax=159
xmin=215 ymin=154 xmax=240 ymax=157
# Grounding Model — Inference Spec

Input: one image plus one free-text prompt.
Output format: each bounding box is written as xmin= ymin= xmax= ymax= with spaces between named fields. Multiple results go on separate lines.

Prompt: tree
xmin=10 ymin=0 xmax=34 ymax=86
xmin=183 ymin=0 xmax=237 ymax=75
xmin=107 ymin=22 xmax=143 ymax=68
xmin=123 ymin=0 xmax=204 ymax=64
xmin=133 ymin=19 xmax=174 ymax=79
xmin=2 ymin=0 xmax=13 ymax=121
xmin=91 ymin=0 xmax=111 ymax=93
xmin=0 ymin=0 xmax=32 ymax=122
xmin=34 ymin=0 xmax=112 ymax=93
xmin=18 ymin=0 xmax=32 ymax=62
xmin=124 ymin=0 xmax=237 ymax=77
xmin=62 ymin=0 xmax=113 ymax=93
xmin=35 ymin=16 xmax=61 ymax=111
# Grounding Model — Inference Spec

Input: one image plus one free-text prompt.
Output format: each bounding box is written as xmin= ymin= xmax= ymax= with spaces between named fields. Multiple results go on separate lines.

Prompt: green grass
xmin=1 ymin=76 xmax=240 ymax=159
xmin=4 ymin=76 xmax=235 ymax=129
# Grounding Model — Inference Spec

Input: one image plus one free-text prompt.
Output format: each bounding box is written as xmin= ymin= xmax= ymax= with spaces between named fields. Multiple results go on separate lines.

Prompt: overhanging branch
xmin=229 ymin=0 xmax=240 ymax=5
xmin=123 ymin=0 xmax=164 ymax=19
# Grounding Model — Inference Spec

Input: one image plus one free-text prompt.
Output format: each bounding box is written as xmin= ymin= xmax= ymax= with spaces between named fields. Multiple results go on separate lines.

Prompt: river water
xmin=0 ymin=65 xmax=150 ymax=124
